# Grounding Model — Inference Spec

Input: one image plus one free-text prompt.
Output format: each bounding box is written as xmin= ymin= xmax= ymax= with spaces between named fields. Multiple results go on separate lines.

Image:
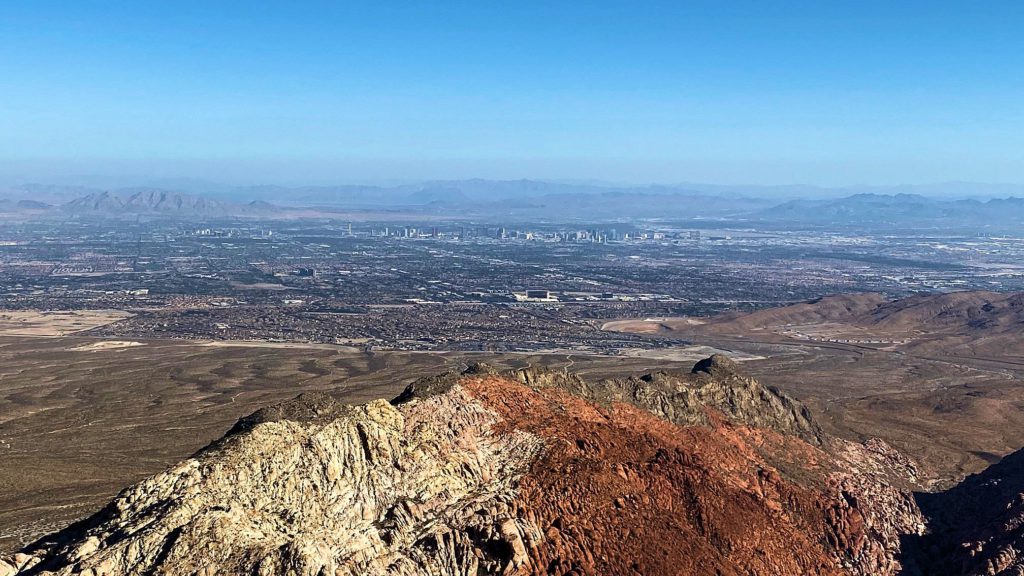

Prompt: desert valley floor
xmin=5 ymin=294 xmax=1024 ymax=554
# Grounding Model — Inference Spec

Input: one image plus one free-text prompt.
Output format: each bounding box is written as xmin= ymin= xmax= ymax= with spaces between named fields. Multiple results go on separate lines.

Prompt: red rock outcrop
xmin=462 ymin=374 xmax=921 ymax=576
xmin=1 ymin=358 xmax=926 ymax=576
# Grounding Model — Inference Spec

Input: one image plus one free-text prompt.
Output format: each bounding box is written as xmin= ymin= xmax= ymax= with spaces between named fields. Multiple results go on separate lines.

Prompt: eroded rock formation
xmin=516 ymin=354 xmax=821 ymax=443
xmin=2 ymin=357 xmax=929 ymax=576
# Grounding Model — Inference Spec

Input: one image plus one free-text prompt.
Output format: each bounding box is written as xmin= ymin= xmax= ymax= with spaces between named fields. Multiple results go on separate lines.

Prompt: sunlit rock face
xmin=3 ymin=358 xmax=929 ymax=576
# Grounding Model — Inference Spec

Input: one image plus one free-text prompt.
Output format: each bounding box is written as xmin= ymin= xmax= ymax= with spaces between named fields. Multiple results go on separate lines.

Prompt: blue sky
xmin=1 ymin=1 xmax=1022 ymax=185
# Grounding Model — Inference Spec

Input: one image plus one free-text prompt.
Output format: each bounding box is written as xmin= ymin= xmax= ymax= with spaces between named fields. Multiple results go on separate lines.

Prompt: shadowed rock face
xmin=225 ymin=391 xmax=350 ymax=435
xmin=900 ymin=448 xmax=1024 ymax=576
xmin=1 ymin=357 xmax=925 ymax=576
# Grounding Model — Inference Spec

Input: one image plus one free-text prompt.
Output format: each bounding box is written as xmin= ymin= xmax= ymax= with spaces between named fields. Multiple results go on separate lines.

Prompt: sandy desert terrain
xmin=0 ymin=336 xmax=693 ymax=552
xmin=0 ymin=310 xmax=131 ymax=337
xmin=5 ymin=292 xmax=1024 ymax=554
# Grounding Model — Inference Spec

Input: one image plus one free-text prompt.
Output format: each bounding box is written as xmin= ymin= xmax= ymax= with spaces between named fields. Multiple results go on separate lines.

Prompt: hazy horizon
xmin=5 ymin=166 xmax=1024 ymax=201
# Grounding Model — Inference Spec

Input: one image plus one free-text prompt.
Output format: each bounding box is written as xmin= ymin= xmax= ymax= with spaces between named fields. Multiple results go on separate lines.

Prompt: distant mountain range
xmin=0 ymin=188 xmax=284 ymax=218
xmin=0 ymin=198 xmax=51 ymax=212
xmin=758 ymin=193 xmax=1024 ymax=228
xmin=0 ymin=180 xmax=776 ymax=220
xmin=65 ymin=189 xmax=233 ymax=215
xmin=2 ymin=179 xmax=1024 ymax=225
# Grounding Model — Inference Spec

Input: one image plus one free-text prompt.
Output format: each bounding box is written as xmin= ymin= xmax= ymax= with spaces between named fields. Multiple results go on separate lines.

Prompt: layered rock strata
xmin=3 ymin=357 xmax=927 ymax=576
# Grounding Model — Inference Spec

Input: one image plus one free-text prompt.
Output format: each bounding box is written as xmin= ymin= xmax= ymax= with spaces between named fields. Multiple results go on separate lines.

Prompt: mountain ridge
xmin=5 ymin=179 xmax=1024 ymax=224
xmin=694 ymin=290 xmax=1024 ymax=358
xmin=0 ymin=357 xmax=925 ymax=576
xmin=61 ymin=189 xmax=284 ymax=217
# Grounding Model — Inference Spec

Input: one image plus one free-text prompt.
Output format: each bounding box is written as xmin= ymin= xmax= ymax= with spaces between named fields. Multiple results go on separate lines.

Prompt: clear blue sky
xmin=1 ymin=1 xmax=1022 ymax=186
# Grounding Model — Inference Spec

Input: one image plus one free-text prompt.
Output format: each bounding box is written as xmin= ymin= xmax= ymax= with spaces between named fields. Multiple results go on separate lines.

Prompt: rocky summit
xmin=0 ymin=356 xmax=953 ymax=575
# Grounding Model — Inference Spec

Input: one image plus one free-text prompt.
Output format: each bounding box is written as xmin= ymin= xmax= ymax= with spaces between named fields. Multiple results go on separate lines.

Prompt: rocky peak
xmin=507 ymin=355 xmax=822 ymax=444
xmin=504 ymin=365 xmax=587 ymax=391
xmin=3 ymin=387 xmax=543 ymax=576
xmin=2 ymin=360 xmax=924 ymax=576
xmin=691 ymin=353 xmax=740 ymax=377
xmin=226 ymin=391 xmax=349 ymax=435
